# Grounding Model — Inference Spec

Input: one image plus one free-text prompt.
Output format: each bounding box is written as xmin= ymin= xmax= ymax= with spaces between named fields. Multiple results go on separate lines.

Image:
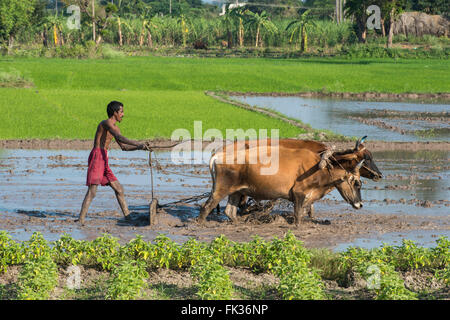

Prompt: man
xmin=77 ymin=101 xmax=149 ymax=226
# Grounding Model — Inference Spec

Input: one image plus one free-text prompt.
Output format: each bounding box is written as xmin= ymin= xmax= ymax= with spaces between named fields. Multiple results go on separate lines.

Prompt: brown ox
xmin=217 ymin=136 xmax=382 ymax=181
xmin=215 ymin=136 xmax=382 ymax=217
xmin=198 ymin=146 xmax=364 ymax=226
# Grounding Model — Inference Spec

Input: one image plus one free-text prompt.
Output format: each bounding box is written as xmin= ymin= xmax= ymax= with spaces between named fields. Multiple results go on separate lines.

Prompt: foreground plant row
xmin=0 ymin=231 xmax=448 ymax=300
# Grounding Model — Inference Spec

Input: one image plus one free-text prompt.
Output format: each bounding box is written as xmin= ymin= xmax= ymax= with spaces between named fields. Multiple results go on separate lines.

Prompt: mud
xmin=1 ymin=139 xmax=449 ymax=151
xmin=349 ymin=116 xmax=449 ymax=137
xmin=0 ymin=148 xmax=448 ymax=251
xmin=225 ymin=91 xmax=450 ymax=103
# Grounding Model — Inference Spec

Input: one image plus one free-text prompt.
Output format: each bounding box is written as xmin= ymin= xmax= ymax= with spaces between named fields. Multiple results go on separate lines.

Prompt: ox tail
xmin=209 ymin=153 xmax=218 ymax=193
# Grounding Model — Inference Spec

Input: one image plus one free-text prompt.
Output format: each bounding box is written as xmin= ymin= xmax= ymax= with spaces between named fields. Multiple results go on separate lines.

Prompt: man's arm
xmin=104 ymin=122 xmax=144 ymax=150
xmin=116 ymin=141 xmax=144 ymax=151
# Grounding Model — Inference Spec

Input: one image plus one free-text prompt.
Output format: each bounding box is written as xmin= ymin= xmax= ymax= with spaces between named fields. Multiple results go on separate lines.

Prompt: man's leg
xmin=109 ymin=180 xmax=130 ymax=218
xmin=77 ymin=185 xmax=98 ymax=225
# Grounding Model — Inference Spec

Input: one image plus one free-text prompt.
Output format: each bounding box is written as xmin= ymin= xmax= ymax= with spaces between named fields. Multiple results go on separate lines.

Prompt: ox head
xmin=321 ymin=136 xmax=383 ymax=181
xmin=334 ymin=160 xmax=364 ymax=209
xmin=353 ymin=136 xmax=383 ymax=181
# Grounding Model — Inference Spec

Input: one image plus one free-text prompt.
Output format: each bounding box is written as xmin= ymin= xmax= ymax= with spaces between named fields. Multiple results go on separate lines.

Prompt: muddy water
xmin=0 ymin=149 xmax=448 ymax=248
xmin=0 ymin=149 xmax=209 ymax=214
xmin=333 ymin=229 xmax=448 ymax=252
xmin=232 ymin=96 xmax=450 ymax=142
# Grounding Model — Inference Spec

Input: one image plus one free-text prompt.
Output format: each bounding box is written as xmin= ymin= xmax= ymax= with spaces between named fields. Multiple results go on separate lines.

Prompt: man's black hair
xmin=107 ymin=101 xmax=123 ymax=118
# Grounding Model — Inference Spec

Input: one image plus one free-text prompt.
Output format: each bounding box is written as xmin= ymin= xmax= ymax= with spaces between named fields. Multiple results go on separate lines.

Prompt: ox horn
xmin=354 ymin=159 xmax=365 ymax=173
xmin=355 ymin=135 xmax=368 ymax=150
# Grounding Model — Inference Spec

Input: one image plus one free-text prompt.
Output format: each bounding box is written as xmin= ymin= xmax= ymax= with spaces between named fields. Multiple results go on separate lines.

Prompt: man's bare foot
xmin=75 ymin=218 xmax=85 ymax=226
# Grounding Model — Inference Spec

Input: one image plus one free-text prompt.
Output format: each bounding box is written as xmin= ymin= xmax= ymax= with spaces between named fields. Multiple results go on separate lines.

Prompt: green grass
xmin=0 ymin=56 xmax=448 ymax=139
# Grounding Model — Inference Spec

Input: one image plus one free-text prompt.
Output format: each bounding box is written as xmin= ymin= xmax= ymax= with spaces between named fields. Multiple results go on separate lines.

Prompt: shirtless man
xmin=77 ymin=101 xmax=149 ymax=226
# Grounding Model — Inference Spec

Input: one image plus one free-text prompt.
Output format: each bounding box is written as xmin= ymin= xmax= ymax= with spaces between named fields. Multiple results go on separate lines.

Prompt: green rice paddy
xmin=0 ymin=56 xmax=448 ymax=139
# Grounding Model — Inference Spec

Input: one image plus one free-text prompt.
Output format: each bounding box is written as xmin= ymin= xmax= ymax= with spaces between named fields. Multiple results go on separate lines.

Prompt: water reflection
xmin=232 ymin=96 xmax=450 ymax=142
xmin=0 ymin=149 xmax=448 ymax=217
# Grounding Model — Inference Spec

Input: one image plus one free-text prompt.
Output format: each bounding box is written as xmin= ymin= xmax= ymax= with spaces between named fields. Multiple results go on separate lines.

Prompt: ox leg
xmin=198 ymin=189 xmax=228 ymax=223
xmin=307 ymin=204 xmax=314 ymax=219
xmin=293 ymin=193 xmax=306 ymax=227
xmin=237 ymin=195 xmax=248 ymax=214
xmin=224 ymin=192 xmax=240 ymax=223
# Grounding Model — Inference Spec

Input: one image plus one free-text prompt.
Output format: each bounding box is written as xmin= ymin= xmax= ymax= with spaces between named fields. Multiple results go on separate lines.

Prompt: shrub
xmin=0 ymin=68 xmax=34 ymax=88
xmin=179 ymin=238 xmax=207 ymax=268
xmin=0 ymin=231 xmax=22 ymax=273
xmin=16 ymin=255 xmax=59 ymax=300
xmin=150 ymin=234 xmax=183 ymax=269
xmin=270 ymin=232 xmax=326 ymax=300
xmin=106 ymin=260 xmax=149 ymax=300
xmin=52 ymin=233 xmax=92 ymax=266
xmin=190 ymin=254 xmax=234 ymax=300
xmin=341 ymin=246 xmax=418 ymax=300
xmin=102 ymin=44 xmax=125 ymax=59
xmin=90 ymin=233 xmax=121 ymax=271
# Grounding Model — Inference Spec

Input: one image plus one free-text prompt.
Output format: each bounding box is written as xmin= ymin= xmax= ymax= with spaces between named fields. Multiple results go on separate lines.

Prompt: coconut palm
xmin=285 ymin=10 xmax=315 ymax=52
xmin=244 ymin=10 xmax=278 ymax=48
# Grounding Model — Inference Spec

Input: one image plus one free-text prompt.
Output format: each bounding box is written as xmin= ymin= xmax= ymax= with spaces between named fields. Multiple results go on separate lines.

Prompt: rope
xmin=159 ymin=192 xmax=211 ymax=208
xmin=149 ymin=149 xmax=210 ymax=179
xmin=146 ymin=148 xmax=211 ymax=208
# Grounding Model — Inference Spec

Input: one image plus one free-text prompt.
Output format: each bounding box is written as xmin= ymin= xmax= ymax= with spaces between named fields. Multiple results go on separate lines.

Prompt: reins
xmin=146 ymin=145 xmax=211 ymax=209
xmin=320 ymin=150 xmax=360 ymax=189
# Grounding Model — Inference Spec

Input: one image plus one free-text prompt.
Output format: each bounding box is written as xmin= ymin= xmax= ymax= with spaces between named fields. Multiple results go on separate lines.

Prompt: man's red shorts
xmin=86 ymin=148 xmax=118 ymax=186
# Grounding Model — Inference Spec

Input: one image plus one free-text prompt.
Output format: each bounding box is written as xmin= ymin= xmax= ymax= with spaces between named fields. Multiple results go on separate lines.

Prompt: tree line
xmin=0 ymin=0 xmax=447 ymax=53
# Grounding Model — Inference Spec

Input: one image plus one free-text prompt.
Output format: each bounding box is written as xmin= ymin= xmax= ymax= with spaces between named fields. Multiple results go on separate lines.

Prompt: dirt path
xmin=225 ymin=90 xmax=450 ymax=102
xmin=1 ymin=139 xmax=449 ymax=151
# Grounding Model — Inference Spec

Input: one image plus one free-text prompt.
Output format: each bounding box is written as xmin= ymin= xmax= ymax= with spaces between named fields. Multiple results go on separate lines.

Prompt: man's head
xmin=107 ymin=101 xmax=124 ymax=122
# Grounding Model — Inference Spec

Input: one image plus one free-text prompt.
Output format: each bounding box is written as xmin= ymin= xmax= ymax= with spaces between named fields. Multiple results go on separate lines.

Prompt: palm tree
xmin=244 ymin=10 xmax=278 ymax=48
xmin=286 ymin=10 xmax=315 ymax=52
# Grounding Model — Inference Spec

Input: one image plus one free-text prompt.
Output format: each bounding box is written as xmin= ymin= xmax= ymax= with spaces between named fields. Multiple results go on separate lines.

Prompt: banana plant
xmin=285 ymin=10 xmax=316 ymax=52
xmin=244 ymin=10 xmax=278 ymax=48
xmin=176 ymin=14 xmax=190 ymax=48
xmin=220 ymin=6 xmax=236 ymax=48
xmin=108 ymin=13 xmax=124 ymax=46
xmin=45 ymin=15 xmax=65 ymax=46
xmin=140 ymin=19 xmax=158 ymax=48
xmin=229 ymin=7 xmax=247 ymax=47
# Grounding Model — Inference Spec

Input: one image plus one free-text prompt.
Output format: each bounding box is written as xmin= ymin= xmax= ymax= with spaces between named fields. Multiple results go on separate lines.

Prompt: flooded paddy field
xmin=232 ymin=96 xmax=450 ymax=142
xmin=0 ymin=147 xmax=448 ymax=250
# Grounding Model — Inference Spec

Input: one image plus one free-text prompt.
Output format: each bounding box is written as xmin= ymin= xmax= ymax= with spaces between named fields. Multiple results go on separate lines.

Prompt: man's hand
xmin=143 ymin=142 xmax=153 ymax=152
